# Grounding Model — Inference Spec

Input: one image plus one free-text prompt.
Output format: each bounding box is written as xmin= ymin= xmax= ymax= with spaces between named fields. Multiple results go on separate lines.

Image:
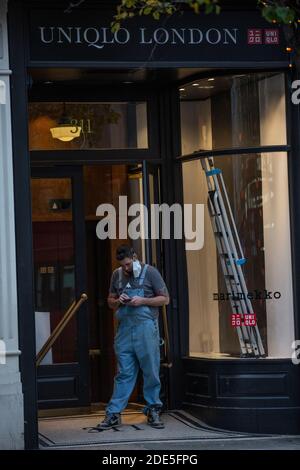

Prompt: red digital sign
xmin=264 ymin=29 xmax=279 ymax=45
xmin=248 ymin=29 xmax=263 ymax=45
xmin=231 ymin=313 xmax=257 ymax=327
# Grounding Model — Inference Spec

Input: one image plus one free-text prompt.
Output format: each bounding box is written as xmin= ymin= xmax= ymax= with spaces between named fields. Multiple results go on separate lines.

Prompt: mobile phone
xmin=122 ymin=297 xmax=131 ymax=303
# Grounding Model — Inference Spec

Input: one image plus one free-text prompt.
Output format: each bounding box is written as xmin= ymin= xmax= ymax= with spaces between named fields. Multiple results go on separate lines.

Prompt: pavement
xmin=38 ymin=409 xmax=300 ymax=451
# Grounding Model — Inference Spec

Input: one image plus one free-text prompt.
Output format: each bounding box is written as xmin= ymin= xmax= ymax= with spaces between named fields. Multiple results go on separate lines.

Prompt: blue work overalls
xmin=106 ymin=264 xmax=162 ymax=415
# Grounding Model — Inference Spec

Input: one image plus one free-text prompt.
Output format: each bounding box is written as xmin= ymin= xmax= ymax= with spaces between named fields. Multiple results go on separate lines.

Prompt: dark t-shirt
xmin=109 ymin=264 xmax=169 ymax=317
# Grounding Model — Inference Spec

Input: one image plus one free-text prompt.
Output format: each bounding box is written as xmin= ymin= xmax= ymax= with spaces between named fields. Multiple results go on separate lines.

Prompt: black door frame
xmin=31 ymin=166 xmax=90 ymax=409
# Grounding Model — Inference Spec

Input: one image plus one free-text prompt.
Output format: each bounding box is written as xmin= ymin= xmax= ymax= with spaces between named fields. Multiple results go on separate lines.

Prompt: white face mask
xmin=132 ymin=260 xmax=142 ymax=278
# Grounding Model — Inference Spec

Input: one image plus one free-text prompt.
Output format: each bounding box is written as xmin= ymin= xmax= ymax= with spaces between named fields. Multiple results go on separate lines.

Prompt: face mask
xmin=132 ymin=260 xmax=142 ymax=278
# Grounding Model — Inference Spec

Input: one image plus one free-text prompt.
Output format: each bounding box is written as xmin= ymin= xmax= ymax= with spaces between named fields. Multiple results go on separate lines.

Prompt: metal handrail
xmin=36 ymin=293 xmax=88 ymax=367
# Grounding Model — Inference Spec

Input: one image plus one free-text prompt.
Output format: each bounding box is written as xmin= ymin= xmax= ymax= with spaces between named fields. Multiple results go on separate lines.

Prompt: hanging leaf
xmin=143 ymin=6 xmax=153 ymax=15
xmin=111 ymin=22 xmax=121 ymax=33
xmin=275 ymin=6 xmax=296 ymax=24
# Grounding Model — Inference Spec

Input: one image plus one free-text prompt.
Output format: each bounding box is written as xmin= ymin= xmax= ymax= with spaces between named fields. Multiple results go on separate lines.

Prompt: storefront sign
xmin=29 ymin=9 xmax=288 ymax=65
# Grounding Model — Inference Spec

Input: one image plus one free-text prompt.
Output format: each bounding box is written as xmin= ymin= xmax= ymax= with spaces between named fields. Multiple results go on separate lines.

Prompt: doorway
xmin=31 ymin=162 xmax=162 ymax=415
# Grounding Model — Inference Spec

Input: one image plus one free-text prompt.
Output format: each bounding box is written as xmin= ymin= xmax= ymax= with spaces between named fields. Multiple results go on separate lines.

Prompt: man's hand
xmin=119 ymin=293 xmax=131 ymax=305
xmin=128 ymin=295 xmax=169 ymax=307
xmin=107 ymin=293 xmax=120 ymax=310
xmin=128 ymin=296 xmax=145 ymax=307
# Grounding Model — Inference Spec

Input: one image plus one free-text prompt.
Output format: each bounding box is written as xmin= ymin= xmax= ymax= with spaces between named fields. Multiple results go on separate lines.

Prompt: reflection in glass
xmin=29 ymin=102 xmax=148 ymax=151
xmin=183 ymin=153 xmax=294 ymax=359
xmin=83 ymin=164 xmax=146 ymax=268
xmin=180 ymin=72 xmax=286 ymax=154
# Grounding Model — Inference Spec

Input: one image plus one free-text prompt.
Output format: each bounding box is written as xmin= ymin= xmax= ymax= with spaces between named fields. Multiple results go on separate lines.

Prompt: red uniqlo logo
xmin=264 ymin=29 xmax=279 ymax=45
xmin=248 ymin=29 xmax=262 ymax=45
xmin=244 ymin=314 xmax=257 ymax=326
xmin=231 ymin=313 xmax=257 ymax=327
xmin=231 ymin=314 xmax=242 ymax=327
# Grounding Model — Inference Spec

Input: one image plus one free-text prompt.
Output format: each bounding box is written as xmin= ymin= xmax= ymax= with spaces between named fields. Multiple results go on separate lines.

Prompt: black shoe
xmin=96 ymin=413 xmax=121 ymax=430
xmin=147 ymin=408 xmax=165 ymax=429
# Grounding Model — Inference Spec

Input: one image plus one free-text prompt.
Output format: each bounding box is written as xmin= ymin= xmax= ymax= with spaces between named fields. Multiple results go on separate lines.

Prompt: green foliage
xmin=259 ymin=1 xmax=296 ymax=24
xmin=111 ymin=1 xmax=300 ymax=31
xmin=257 ymin=1 xmax=300 ymax=69
xmin=111 ymin=0 xmax=220 ymax=32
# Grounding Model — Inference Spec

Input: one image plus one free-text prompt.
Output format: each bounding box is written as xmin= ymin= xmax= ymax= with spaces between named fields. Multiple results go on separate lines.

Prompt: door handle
xmin=36 ymin=293 xmax=88 ymax=367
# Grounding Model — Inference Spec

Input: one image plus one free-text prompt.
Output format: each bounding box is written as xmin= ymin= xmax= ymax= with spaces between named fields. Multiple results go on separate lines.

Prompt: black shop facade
xmin=8 ymin=0 xmax=300 ymax=449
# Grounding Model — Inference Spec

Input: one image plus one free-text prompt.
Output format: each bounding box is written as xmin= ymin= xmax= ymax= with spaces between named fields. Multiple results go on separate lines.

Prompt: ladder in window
xmin=201 ymin=157 xmax=265 ymax=358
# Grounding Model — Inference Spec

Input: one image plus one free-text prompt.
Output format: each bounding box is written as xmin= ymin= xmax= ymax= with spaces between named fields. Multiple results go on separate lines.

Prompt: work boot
xmin=96 ymin=413 xmax=121 ymax=430
xmin=147 ymin=407 xmax=165 ymax=429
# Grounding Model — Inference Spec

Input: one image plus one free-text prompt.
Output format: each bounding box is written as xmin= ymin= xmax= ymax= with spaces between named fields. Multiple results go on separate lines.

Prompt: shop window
xmin=182 ymin=153 xmax=294 ymax=358
xmin=180 ymin=71 xmax=293 ymax=359
xmin=29 ymin=102 xmax=148 ymax=151
xmin=180 ymin=72 xmax=287 ymax=154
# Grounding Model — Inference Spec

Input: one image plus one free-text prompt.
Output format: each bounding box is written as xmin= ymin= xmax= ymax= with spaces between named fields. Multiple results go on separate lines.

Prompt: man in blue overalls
xmin=97 ymin=245 xmax=169 ymax=430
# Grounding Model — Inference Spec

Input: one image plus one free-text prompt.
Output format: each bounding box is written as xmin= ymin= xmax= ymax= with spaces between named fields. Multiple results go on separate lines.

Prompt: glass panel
xmin=180 ymin=72 xmax=287 ymax=154
xmin=83 ymin=164 xmax=146 ymax=268
xmin=127 ymin=166 xmax=146 ymax=264
xmin=182 ymin=153 xmax=294 ymax=358
xmin=29 ymin=102 xmax=148 ymax=151
xmin=31 ymin=177 xmax=77 ymax=364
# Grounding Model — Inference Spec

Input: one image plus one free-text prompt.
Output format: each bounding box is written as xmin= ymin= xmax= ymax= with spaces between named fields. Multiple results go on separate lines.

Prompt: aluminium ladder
xmin=201 ymin=157 xmax=265 ymax=358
